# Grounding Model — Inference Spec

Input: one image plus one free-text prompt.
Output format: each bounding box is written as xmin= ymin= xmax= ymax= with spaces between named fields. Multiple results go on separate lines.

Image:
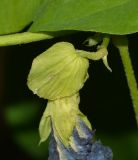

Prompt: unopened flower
xmin=27 ymin=42 xmax=113 ymax=160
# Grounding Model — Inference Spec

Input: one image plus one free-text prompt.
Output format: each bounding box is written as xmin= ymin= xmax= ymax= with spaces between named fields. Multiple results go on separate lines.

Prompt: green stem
xmin=78 ymin=35 xmax=110 ymax=60
xmin=101 ymin=35 xmax=110 ymax=47
xmin=77 ymin=47 xmax=108 ymax=60
xmin=114 ymin=36 xmax=138 ymax=125
xmin=0 ymin=32 xmax=53 ymax=46
xmin=78 ymin=35 xmax=111 ymax=71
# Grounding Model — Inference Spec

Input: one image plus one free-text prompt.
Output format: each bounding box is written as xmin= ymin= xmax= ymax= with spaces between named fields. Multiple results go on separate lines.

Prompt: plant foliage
xmin=0 ymin=0 xmax=138 ymax=35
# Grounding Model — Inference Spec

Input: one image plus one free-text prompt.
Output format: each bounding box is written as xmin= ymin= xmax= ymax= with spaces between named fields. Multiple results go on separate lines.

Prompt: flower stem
xmin=0 ymin=32 xmax=53 ymax=46
xmin=113 ymin=36 xmax=138 ymax=125
xmin=77 ymin=47 xmax=108 ymax=60
xmin=101 ymin=35 xmax=110 ymax=47
xmin=78 ymin=35 xmax=112 ymax=71
xmin=78 ymin=35 xmax=110 ymax=60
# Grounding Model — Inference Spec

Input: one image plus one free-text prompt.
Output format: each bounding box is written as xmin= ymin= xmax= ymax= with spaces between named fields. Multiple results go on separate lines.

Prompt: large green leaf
xmin=30 ymin=0 xmax=138 ymax=35
xmin=0 ymin=0 xmax=43 ymax=35
xmin=0 ymin=0 xmax=138 ymax=36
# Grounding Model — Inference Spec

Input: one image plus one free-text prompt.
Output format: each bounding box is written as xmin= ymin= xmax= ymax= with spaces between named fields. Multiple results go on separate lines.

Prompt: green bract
xmin=39 ymin=115 xmax=51 ymax=144
xmin=43 ymin=94 xmax=79 ymax=146
xmin=39 ymin=93 xmax=92 ymax=146
xmin=27 ymin=42 xmax=89 ymax=100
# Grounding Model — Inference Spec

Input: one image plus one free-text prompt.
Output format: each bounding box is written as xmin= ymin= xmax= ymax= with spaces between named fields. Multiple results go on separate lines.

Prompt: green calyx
xmin=39 ymin=93 xmax=92 ymax=146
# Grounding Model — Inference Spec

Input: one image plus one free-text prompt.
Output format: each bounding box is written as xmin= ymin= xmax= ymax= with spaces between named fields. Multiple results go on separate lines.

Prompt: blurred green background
xmin=0 ymin=32 xmax=138 ymax=160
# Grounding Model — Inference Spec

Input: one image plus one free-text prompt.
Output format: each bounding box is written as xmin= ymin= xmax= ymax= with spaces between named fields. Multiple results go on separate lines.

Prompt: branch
xmin=0 ymin=32 xmax=53 ymax=46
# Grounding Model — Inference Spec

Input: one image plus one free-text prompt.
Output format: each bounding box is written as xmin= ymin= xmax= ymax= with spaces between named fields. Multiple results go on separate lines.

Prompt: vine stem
xmin=78 ymin=35 xmax=112 ymax=71
xmin=78 ymin=35 xmax=110 ymax=60
xmin=77 ymin=47 xmax=108 ymax=60
xmin=101 ymin=35 xmax=110 ymax=47
xmin=113 ymin=36 xmax=138 ymax=125
xmin=0 ymin=32 xmax=53 ymax=46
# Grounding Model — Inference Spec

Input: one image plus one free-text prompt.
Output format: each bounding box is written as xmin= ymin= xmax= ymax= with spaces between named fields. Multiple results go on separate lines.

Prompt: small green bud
xmin=27 ymin=42 xmax=89 ymax=100
xmin=83 ymin=34 xmax=102 ymax=47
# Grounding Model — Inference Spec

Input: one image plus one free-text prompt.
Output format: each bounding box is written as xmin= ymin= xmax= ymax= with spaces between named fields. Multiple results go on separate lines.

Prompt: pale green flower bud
xmin=27 ymin=42 xmax=89 ymax=100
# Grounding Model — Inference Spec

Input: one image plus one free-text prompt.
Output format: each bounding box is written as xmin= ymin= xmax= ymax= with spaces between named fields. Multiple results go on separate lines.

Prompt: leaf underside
xmin=0 ymin=0 xmax=138 ymax=35
xmin=0 ymin=0 xmax=43 ymax=35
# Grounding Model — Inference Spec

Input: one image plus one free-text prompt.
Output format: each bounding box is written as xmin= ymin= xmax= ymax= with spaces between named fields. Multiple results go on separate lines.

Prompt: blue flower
xmin=48 ymin=118 xmax=113 ymax=160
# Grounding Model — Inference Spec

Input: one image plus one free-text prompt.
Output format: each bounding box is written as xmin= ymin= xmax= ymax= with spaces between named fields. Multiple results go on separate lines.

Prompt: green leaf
xmin=1 ymin=0 xmax=138 ymax=36
xmin=30 ymin=0 xmax=138 ymax=35
xmin=27 ymin=42 xmax=89 ymax=100
xmin=0 ymin=0 xmax=43 ymax=35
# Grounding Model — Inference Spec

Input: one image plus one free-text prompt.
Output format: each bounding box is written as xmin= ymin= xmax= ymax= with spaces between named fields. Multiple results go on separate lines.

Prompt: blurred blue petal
xmin=48 ymin=118 xmax=113 ymax=160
